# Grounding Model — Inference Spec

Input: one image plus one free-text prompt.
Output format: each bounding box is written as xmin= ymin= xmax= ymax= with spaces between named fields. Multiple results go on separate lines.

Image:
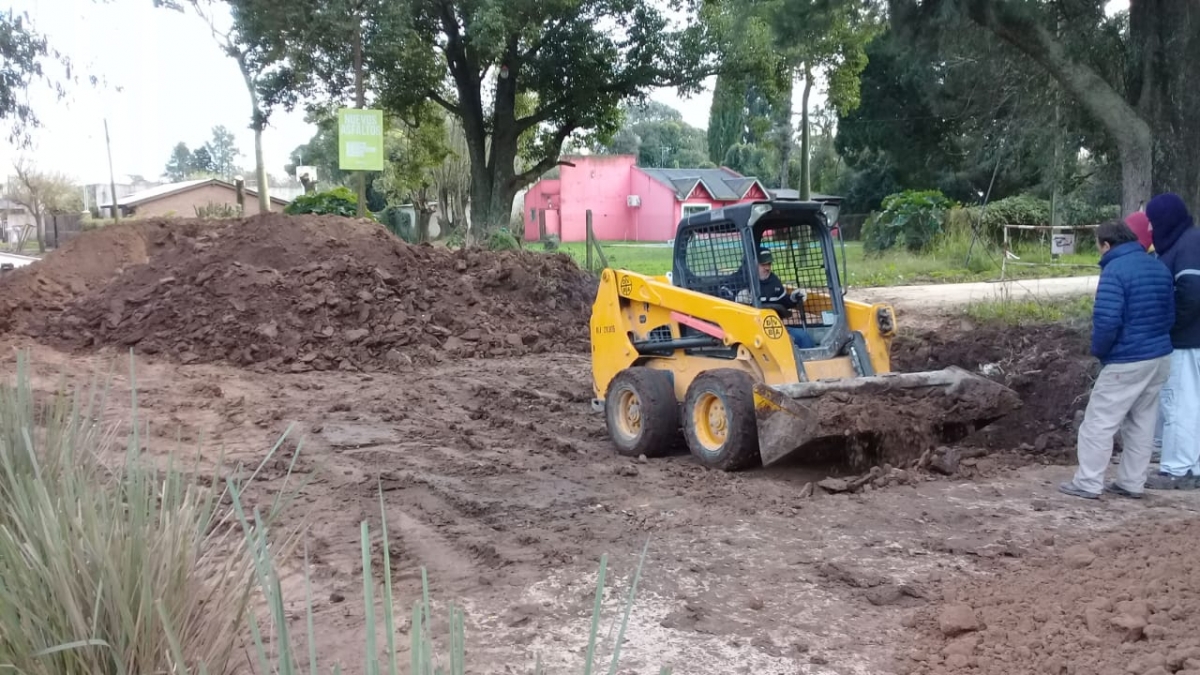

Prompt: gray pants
xmin=1072 ymin=356 xmax=1171 ymax=494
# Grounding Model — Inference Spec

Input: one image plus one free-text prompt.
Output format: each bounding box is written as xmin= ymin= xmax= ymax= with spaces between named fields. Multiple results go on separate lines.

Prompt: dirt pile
xmin=0 ymin=223 xmax=151 ymax=334
xmin=22 ymin=214 xmax=597 ymax=371
xmin=892 ymin=321 xmax=1095 ymax=456
xmin=901 ymin=518 xmax=1200 ymax=675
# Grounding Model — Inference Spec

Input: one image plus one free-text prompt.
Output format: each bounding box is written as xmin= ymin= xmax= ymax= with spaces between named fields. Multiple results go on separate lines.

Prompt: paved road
xmin=847 ymin=275 xmax=1099 ymax=310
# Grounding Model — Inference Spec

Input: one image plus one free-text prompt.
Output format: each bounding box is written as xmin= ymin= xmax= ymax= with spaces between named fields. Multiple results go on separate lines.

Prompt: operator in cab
xmin=736 ymin=248 xmax=817 ymax=349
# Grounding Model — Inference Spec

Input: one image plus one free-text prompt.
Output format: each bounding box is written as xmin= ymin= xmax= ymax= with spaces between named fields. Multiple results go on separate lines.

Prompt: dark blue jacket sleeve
xmin=1176 ymin=271 xmax=1200 ymax=329
xmin=1091 ymin=270 xmax=1125 ymax=359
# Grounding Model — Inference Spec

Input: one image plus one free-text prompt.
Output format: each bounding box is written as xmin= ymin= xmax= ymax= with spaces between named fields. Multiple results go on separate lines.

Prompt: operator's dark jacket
xmin=1091 ymin=241 xmax=1175 ymax=365
xmin=757 ymin=273 xmax=799 ymax=312
xmin=1148 ymin=193 xmax=1200 ymax=350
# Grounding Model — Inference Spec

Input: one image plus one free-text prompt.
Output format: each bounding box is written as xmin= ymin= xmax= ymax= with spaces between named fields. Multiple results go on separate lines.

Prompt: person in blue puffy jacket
xmin=1144 ymin=193 xmax=1200 ymax=490
xmin=1059 ymin=220 xmax=1175 ymax=500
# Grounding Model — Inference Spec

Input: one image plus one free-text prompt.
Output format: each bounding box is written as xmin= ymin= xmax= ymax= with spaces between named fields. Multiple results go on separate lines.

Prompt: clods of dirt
xmin=0 ymin=223 xmax=151 ymax=334
xmin=900 ymin=519 xmax=1200 ymax=675
xmin=892 ymin=321 xmax=1095 ymax=457
xmin=10 ymin=214 xmax=598 ymax=371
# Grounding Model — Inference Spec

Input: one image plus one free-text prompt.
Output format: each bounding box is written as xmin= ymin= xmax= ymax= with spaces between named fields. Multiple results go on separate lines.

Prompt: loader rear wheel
xmin=604 ymin=368 xmax=679 ymax=458
xmin=682 ymin=369 xmax=761 ymax=471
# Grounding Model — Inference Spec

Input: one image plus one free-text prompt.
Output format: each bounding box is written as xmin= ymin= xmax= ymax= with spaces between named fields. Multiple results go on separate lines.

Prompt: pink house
xmin=522 ymin=154 xmax=770 ymax=242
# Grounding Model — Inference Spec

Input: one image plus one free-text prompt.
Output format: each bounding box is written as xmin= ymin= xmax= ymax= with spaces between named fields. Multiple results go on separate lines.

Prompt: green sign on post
xmin=337 ymin=108 xmax=384 ymax=171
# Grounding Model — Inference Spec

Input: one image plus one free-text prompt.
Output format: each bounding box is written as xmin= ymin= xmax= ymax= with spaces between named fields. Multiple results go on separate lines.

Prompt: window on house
xmin=682 ymin=203 xmax=711 ymax=219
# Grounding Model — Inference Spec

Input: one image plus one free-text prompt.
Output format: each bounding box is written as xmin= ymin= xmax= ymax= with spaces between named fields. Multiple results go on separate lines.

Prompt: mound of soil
xmin=901 ymin=519 xmax=1200 ymax=675
xmin=891 ymin=321 xmax=1096 ymax=456
xmin=20 ymin=214 xmax=597 ymax=371
xmin=0 ymin=223 xmax=151 ymax=334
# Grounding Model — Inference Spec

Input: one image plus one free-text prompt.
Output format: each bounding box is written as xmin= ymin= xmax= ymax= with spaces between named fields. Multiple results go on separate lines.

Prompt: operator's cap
xmin=757 ymin=248 xmax=773 ymax=264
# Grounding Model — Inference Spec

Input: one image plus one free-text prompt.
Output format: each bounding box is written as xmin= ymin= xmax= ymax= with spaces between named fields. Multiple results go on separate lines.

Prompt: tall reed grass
xmin=0 ymin=351 xmax=658 ymax=674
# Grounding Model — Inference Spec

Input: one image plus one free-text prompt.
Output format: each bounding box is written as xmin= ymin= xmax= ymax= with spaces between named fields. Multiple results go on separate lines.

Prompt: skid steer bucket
xmin=752 ymin=367 xmax=1022 ymax=468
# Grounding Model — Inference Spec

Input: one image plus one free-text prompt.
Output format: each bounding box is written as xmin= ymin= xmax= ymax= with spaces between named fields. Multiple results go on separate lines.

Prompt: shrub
xmin=379 ymin=205 xmax=415 ymax=243
xmin=0 ymin=354 xmax=662 ymax=674
xmin=967 ymin=195 xmax=1119 ymax=235
xmin=862 ymin=189 xmax=956 ymax=255
xmin=284 ymin=186 xmax=362 ymax=218
xmin=0 ymin=354 xmax=291 ymax=675
xmin=195 ymin=201 xmax=242 ymax=219
xmin=542 ymin=233 xmax=561 ymax=251
xmin=486 ymin=228 xmax=520 ymax=251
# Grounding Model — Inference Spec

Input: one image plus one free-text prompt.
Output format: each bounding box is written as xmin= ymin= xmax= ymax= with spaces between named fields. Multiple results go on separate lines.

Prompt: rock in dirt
xmin=7 ymin=214 xmax=597 ymax=371
xmin=818 ymin=477 xmax=851 ymax=493
xmin=930 ymin=447 xmax=961 ymax=475
xmin=938 ymin=604 xmax=980 ymax=637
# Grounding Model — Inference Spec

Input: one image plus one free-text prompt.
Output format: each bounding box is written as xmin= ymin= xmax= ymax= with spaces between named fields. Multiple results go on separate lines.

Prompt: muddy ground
xmin=4 ymin=323 xmax=1198 ymax=675
xmin=3 ymin=215 xmax=1199 ymax=675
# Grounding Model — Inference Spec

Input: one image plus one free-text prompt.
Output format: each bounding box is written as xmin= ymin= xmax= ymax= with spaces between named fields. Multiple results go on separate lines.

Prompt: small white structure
xmin=0 ymin=251 xmax=39 ymax=269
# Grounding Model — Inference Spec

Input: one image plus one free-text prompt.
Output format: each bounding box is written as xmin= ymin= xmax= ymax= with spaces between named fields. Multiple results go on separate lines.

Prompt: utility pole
xmin=104 ymin=119 xmax=121 ymax=223
xmin=353 ymin=5 xmax=367 ymax=218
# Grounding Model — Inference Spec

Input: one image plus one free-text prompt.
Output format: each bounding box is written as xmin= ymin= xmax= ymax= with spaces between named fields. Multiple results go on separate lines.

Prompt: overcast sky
xmin=1 ymin=0 xmax=1126 ymax=186
xmin=0 ymin=0 xmax=752 ymax=186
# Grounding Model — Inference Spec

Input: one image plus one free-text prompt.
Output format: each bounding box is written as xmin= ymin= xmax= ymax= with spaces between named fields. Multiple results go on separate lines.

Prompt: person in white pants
xmin=1059 ymin=221 xmax=1176 ymax=500
xmin=1144 ymin=193 xmax=1200 ymax=491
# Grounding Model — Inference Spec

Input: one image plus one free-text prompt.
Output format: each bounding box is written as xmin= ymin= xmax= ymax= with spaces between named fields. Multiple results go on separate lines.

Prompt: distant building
xmin=522 ymin=154 xmax=770 ymax=242
xmin=0 ymin=198 xmax=35 ymax=243
xmin=99 ymin=178 xmax=291 ymax=219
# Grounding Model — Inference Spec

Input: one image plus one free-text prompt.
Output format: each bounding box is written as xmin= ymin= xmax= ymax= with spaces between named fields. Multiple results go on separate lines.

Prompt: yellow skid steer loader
xmin=589 ymin=199 xmax=1021 ymax=471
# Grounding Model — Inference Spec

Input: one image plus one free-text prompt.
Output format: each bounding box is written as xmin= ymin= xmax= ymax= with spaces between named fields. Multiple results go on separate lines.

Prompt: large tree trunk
xmin=252 ymin=122 xmax=269 ymax=213
xmin=799 ymin=64 xmax=813 ymax=200
xmin=1130 ymin=0 xmax=1200 ymax=212
xmin=34 ymin=211 xmax=45 ymax=254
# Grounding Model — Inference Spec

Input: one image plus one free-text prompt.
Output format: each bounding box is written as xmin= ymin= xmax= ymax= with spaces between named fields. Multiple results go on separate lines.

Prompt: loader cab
xmin=671 ymin=200 xmax=855 ymax=365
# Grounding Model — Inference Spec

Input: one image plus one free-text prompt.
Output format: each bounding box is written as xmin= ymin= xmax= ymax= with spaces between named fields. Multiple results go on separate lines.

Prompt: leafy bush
xmin=967 ymin=195 xmax=1119 ymax=233
xmin=284 ymin=186 xmax=361 ymax=218
xmin=486 ymin=228 xmax=519 ymax=251
xmin=862 ymin=189 xmax=956 ymax=255
xmin=542 ymin=233 xmax=561 ymax=251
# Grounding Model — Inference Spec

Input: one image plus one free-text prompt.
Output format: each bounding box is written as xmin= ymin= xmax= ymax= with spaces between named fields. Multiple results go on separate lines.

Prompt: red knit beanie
xmin=1124 ymin=211 xmax=1153 ymax=250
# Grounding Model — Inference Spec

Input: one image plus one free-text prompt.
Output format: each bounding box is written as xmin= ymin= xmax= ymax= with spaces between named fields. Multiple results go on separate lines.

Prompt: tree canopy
xmin=230 ymin=0 xmax=717 ymax=233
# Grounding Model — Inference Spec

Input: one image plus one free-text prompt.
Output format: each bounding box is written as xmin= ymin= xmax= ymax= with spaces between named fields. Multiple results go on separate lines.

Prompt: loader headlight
xmin=877 ymin=307 xmax=895 ymax=335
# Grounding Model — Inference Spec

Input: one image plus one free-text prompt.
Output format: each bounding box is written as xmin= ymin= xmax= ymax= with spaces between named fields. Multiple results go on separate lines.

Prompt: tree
xmin=834 ymin=27 xmax=1069 ymax=210
xmin=0 ymin=11 xmax=70 ymax=147
xmin=190 ymin=145 xmax=215 ymax=175
xmin=204 ymin=125 xmax=242 ymax=180
xmin=5 ymin=159 xmax=81 ymax=253
xmin=155 ymin=0 xmax=299 ymax=212
xmin=895 ymin=0 xmax=1200 ymax=215
xmin=233 ymin=0 xmax=716 ymax=234
xmin=770 ymin=0 xmax=881 ymax=197
xmin=596 ymin=102 xmax=711 ymax=168
xmin=374 ymin=105 xmax=451 ymax=243
xmin=164 ymin=142 xmax=194 ymax=181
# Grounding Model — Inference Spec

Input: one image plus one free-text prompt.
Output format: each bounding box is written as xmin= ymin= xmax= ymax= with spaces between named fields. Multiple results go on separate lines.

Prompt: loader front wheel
xmin=683 ymin=369 xmax=761 ymax=471
xmin=605 ymin=367 xmax=679 ymax=458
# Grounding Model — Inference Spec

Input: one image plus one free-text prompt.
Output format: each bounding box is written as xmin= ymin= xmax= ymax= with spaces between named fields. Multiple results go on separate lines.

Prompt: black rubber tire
xmin=604 ymin=367 xmax=680 ymax=458
xmin=681 ymin=369 xmax=761 ymax=471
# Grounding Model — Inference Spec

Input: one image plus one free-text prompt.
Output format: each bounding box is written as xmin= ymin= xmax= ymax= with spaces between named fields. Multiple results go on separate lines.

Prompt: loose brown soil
xmin=903 ymin=518 xmax=1200 ymax=675
xmin=2 ymin=214 xmax=1197 ymax=675
xmin=13 ymin=214 xmax=594 ymax=371
xmin=893 ymin=321 xmax=1096 ymax=458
